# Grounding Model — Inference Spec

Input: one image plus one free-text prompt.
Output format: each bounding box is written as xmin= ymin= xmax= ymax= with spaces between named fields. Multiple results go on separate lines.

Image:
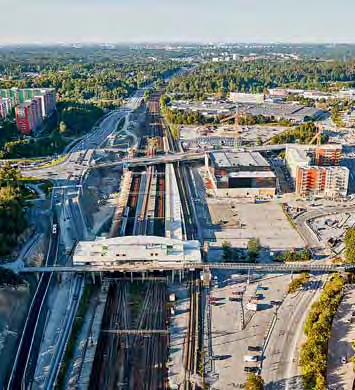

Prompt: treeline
xmin=0 ymin=60 xmax=181 ymax=105
xmin=300 ymin=273 xmax=344 ymax=389
xmin=239 ymin=114 xmax=291 ymax=127
xmin=161 ymin=95 xmax=202 ymax=125
xmin=58 ymin=102 xmax=103 ymax=137
xmin=269 ymin=122 xmax=328 ymax=145
xmin=344 ymin=228 xmax=355 ymax=263
xmin=167 ymin=60 xmax=355 ymax=100
xmin=0 ymin=165 xmax=27 ymax=257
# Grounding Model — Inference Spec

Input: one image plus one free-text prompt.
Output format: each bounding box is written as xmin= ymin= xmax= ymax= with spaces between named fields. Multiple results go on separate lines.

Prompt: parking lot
xmin=309 ymin=213 xmax=355 ymax=255
xmin=209 ymin=270 xmax=290 ymax=389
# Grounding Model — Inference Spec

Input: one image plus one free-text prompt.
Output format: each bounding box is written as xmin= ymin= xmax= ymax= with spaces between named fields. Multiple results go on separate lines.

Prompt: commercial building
xmin=229 ymin=92 xmax=265 ymax=104
xmin=73 ymin=236 xmax=202 ymax=265
xmin=337 ymin=89 xmax=355 ymax=100
xmin=0 ymin=97 xmax=12 ymax=118
xmin=238 ymin=102 xmax=325 ymax=124
xmin=208 ymin=151 xmax=277 ymax=197
xmin=286 ymin=144 xmax=348 ymax=197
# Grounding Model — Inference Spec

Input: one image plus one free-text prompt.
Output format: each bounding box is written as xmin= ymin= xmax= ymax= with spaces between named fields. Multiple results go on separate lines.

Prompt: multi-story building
xmin=286 ymin=144 xmax=342 ymax=174
xmin=15 ymin=99 xmax=43 ymax=135
xmin=208 ymin=151 xmax=277 ymax=197
xmin=1 ymin=88 xmax=56 ymax=134
xmin=295 ymin=166 xmax=349 ymax=197
xmin=0 ymin=97 xmax=12 ymax=118
xmin=286 ymin=144 xmax=348 ymax=197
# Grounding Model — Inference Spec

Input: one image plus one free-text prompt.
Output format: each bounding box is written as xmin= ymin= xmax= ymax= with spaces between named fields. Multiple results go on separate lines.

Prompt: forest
xmin=0 ymin=165 xmax=27 ymax=258
xmin=167 ymin=60 xmax=355 ymax=100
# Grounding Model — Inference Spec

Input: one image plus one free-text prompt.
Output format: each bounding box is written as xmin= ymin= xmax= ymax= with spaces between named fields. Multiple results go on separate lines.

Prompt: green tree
xmin=58 ymin=120 xmax=69 ymax=135
xmin=245 ymin=373 xmax=264 ymax=390
xmin=0 ymin=163 xmax=21 ymax=187
xmin=345 ymin=227 xmax=355 ymax=263
xmin=0 ymin=186 xmax=27 ymax=258
xmin=221 ymin=240 xmax=233 ymax=261
xmin=247 ymin=238 xmax=261 ymax=260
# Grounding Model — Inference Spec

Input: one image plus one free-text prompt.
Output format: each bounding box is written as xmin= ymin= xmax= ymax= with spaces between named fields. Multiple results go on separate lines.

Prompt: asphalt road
xmin=7 ymin=220 xmax=60 ymax=389
xmin=262 ymin=276 xmax=324 ymax=389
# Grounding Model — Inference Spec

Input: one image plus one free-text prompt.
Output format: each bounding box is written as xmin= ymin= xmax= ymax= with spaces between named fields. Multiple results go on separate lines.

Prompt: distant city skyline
xmin=1 ymin=0 xmax=355 ymax=44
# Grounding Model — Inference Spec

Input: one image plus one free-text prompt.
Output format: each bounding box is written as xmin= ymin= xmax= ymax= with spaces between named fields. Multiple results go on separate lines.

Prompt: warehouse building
xmin=208 ymin=151 xmax=277 ymax=197
xmin=229 ymin=92 xmax=265 ymax=104
xmin=238 ymin=102 xmax=325 ymax=123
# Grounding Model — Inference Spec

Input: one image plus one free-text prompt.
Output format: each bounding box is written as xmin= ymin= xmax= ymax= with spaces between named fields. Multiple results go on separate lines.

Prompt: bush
xmin=288 ymin=273 xmax=310 ymax=294
xmin=300 ymin=273 xmax=344 ymax=389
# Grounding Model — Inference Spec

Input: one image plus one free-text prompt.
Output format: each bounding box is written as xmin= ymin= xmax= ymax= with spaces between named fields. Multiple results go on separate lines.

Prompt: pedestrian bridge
xmin=17 ymin=261 xmax=354 ymax=274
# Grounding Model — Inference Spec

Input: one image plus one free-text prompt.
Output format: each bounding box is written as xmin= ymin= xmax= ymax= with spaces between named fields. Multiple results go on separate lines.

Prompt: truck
xmin=243 ymin=355 xmax=258 ymax=363
xmin=246 ymin=302 xmax=259 ymax=311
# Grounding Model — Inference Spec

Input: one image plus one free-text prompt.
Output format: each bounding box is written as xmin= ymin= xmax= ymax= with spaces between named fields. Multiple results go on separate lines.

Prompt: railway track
xmin=162 ymin=101 xmax=203 ymax=389
xmin=90 ymin=91 xmax=169 ymax=389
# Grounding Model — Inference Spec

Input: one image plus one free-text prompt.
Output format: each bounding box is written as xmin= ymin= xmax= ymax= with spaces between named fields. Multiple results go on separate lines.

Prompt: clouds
xmin=0 ymin=0 xmax=354 ymax=44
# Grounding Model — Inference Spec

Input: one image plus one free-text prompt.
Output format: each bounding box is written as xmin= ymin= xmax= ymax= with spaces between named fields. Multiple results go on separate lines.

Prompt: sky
xmin=1 ymin=0 xmax=355 ymax=44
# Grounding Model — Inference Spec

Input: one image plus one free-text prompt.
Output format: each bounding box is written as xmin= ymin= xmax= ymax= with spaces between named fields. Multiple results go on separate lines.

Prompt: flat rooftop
xmin=238 ymin=102 xmax=324 ymax=120
xmin=73 ymin=235 xmax=202 ymax=264
xmin=229 ymin=171 xmax=276 ymax=179
xmin=211 ymin=151 xmax=270 ymax=169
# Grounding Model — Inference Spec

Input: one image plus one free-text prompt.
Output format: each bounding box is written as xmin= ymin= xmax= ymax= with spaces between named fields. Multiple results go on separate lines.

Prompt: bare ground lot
xmin=207 ymin=199 xmax=304 ymax=253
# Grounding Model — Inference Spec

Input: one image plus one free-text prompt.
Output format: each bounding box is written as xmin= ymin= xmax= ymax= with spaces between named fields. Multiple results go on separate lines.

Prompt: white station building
xmin=73 ymin=235 xmax=202 ymax=266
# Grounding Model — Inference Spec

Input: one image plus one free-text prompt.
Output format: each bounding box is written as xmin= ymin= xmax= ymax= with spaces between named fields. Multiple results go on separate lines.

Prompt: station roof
xmin=73 ymin=235 xmax=202 ymax=264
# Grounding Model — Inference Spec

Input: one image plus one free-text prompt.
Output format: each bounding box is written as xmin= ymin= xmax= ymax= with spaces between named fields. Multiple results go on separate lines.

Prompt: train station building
xmin=73 ymin=235 xmax=202 ymax=266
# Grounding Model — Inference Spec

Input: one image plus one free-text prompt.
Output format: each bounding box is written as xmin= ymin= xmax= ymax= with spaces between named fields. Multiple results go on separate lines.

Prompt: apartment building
xmin=0 ymin=97 xmax=12 ymax=118
xmin=286 ymin=144 xmax=348 ymax=197
xmin=295 ymin=166 xmax=349 ymax=197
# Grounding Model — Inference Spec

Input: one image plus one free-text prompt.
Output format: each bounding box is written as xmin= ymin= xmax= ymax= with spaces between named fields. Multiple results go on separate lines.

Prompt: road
xmin=262 ymin=276 xmax=324 ymax=389
xmin=7 ymin=218 xmax=60 ymax=389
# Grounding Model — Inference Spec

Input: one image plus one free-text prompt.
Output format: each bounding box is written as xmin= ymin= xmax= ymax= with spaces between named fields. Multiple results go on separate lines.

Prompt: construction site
xmin=55 ymin=90 xmax=206 ymax=390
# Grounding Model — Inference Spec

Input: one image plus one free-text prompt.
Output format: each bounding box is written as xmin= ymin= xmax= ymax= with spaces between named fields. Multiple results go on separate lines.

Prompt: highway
xmin=8 ymin=87 xmax=142 ymax=388
xmin=7 ymin=217 xmax=60 ymax=389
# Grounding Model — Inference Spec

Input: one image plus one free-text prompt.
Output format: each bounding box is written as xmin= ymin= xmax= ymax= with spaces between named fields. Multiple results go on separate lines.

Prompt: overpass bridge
xmin=92 ymin=144 xmax=287 ymax=169
xmin=17 ymin=261 xmax=353 ymax=274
